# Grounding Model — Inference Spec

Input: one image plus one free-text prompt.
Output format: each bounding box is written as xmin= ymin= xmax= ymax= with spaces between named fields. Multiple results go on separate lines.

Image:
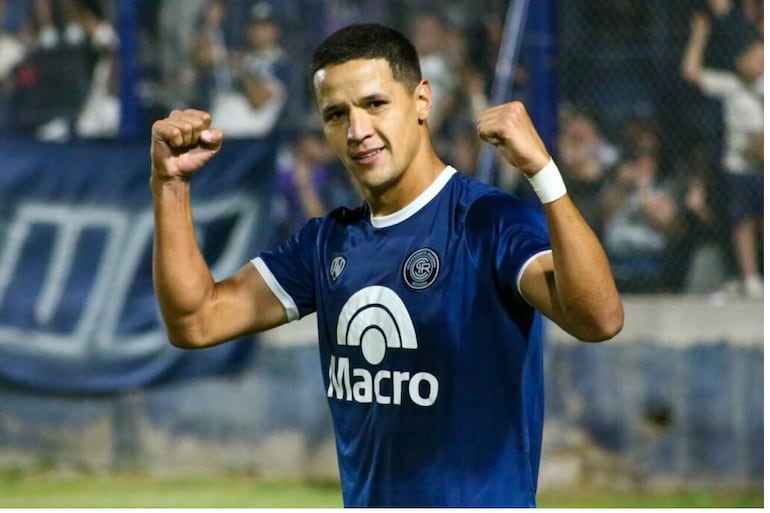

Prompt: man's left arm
xmin=477 ymin=102 xmax=623 ymax=342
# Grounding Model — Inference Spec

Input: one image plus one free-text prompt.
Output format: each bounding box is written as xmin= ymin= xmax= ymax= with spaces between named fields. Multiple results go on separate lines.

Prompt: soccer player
xmin=150 ymin=24 xmax=623 ymax=507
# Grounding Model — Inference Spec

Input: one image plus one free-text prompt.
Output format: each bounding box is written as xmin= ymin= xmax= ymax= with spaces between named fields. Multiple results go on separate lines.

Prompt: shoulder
xmin=287 ymin=204 xmax=366 ymax=245
xmin=297 ymin=203 xmax=367 ymax=229
xmin=327 ymin=203 xmax=367 ymax=225
xmin=451 ymin=174 xmax=551 ymax=291
xmin=296 ymin=203 xmax=367 ymax=242
xmin=452 ymin=173 xmax=546 ymax=230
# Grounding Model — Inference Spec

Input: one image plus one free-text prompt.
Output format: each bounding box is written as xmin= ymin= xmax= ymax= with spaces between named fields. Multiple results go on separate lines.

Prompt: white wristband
xmin=527 ymin=159 xmax=567 ymax=204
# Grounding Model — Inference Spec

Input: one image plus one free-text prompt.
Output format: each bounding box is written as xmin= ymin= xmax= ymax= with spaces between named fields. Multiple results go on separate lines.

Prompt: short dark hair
xmin=308 ymin=24 xmax=422 ymax=92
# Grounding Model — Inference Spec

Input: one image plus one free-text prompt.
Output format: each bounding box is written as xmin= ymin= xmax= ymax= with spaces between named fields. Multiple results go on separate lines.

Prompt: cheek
xmin=395 ymin=120 xmax=420 ymax=153
xmin=323 ymin=128 xmax=347 ymax=153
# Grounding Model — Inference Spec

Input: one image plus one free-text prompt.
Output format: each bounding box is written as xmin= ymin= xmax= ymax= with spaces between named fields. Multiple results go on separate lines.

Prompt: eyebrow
xmin=359 ymin=93 xmax=389 ymax=103
xmin=320 ymin=104 xmax=344 ymax=117
xmin=321 ymin=93 xmax=390 ymax=117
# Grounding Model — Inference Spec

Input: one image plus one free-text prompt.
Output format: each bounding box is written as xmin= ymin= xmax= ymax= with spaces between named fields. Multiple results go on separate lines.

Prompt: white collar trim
xmin=370 ymin=166 xmax=457 ymax=228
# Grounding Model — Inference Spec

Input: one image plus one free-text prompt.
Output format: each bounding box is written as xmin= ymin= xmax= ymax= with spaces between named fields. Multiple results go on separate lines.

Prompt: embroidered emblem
xmin=402 ymin=248 xmax=439 ymax=290
xmin=330 ymin=256 xmax=347 ymax=281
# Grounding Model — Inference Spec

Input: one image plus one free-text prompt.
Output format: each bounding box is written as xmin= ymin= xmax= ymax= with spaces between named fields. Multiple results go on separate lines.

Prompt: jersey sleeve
xmin=465 ymin=193 xmax=552 ymax=300
xmin=700 ymin=69 xmax=739 ymax=99
xmin=251 ymin=218 xmax=321 ymax=320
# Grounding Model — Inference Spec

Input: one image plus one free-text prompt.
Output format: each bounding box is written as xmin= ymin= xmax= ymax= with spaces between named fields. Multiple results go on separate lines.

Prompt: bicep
xmin=518 ymin=252 xmax=564 ymax=327
xmin=203 ymin=262 xmax=289 ymax=344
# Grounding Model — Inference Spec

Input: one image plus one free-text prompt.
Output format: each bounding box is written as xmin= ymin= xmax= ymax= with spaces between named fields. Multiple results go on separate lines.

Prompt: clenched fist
xmin=151 ymin=109 xmax=224 ymax=182
xmin=476 ymin=101 xmax=550 ymax=177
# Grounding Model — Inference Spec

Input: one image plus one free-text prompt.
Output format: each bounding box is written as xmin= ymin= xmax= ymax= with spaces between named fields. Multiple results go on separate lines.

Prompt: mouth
xmin=351 ymin=147 xmax=384 ymax=165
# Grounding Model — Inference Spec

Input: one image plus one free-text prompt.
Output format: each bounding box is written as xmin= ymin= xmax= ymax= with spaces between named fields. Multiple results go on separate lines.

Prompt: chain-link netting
xmin=0 ymin=0 xmax=762 ymax=295
xmin=557 ymin=0 xmax=763 ymax=295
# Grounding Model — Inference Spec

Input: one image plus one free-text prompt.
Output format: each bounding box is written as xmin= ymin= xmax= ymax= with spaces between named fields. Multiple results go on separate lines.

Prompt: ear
xmin=414 ymin=79 xmax=432 ymax=124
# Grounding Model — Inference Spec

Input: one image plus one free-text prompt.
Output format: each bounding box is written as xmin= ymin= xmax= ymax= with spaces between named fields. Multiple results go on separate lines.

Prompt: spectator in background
xmin=465 ymin=13 xmax=504 ymax=93
xmin=682 ymin=8 xmax=763 ymax=298
xmin=674 ymin=145 xmax=726 ymax=293
xmin=700 ymin=0 xmax=761 ymax=70
xmin=437 ymin=31 xmax=489 ymax=175
xmin=0 ymin=0 xmax=27 ymax=131
xmin=321 ymin=0 xmax=386 ymax=35
xmin=207 ymin=1 xmax=293 ymax=137
xmin=556 ymin=104 xmax=619 ymax=234
xmin=32 ymin=0 xmax=61 ymax=50
xmin=270 ymin=127 xmax=361 ymax=244
xmin=191 ymin=0 xmax=230 ymax=110
xmin=680 ymin=0 xmax=757 ymax=176
xmin=70 ymin=0 xmax=120 ymax=138
xmin=599 ymin=117 xmax=682 ymax=292
xmin=409 ymin=13 xmax=457 ymax=138
xmin=157 ymin=0 xmax=207 ymax=110
xmin=742 ymin=0 xmax=762 ymax=35
xmin=7 ymin=0 xmax=118 ymax=140
xmin=7 ymin=0 xmax=78 ymax=138
xmin=239 ymin=2 xmax=295 ymax=130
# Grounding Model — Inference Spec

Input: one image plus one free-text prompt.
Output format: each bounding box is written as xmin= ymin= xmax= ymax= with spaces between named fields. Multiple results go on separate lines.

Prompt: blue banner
xmin=0 ymin=136 xmax=277 ymax=393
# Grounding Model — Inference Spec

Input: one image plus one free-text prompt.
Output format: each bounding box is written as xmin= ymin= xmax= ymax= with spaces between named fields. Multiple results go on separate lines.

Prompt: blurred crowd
xmin=558 ymin=0 xmax=763 ymax=297
xmin=0 ymin=0 xmax=763 ymax=297
xmin=0 ymin=0 xmax=119 ymax=139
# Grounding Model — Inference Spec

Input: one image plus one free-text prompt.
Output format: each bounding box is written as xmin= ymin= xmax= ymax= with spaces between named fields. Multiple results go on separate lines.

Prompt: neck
xmin=365 ymin=151 xmax=446 ymax=217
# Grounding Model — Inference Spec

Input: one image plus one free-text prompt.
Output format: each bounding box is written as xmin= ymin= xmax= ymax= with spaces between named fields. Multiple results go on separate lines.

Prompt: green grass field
xmin=0 ymin=471 xmax=762 ymax=508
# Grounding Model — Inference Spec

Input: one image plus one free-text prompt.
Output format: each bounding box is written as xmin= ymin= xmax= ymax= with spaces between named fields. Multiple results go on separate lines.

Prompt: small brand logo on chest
xmin=330 ymin=256 xmax=346 ymax=281
xmin=402 ymin=248 xmax=440 ymax=290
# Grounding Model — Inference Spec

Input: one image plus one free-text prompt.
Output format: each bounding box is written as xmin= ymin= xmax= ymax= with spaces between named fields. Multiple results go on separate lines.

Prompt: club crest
xmin=402 ymin=248 xmax=439 ymax=290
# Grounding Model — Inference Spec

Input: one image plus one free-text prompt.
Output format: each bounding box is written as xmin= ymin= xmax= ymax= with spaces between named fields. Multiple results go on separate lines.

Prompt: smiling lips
xmin=351 ymin=147 xmax=384 ymax=165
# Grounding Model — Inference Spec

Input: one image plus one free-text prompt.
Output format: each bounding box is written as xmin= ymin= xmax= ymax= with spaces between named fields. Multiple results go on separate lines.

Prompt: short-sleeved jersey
xmin=254 ymin=166 xmax=551 ymax=507
xmin=700 ymin=69 xmax=764 ymax=174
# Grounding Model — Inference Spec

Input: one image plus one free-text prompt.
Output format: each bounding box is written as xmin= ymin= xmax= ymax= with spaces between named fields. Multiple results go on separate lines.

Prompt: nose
xmin=347 ymin=108 xmax=373 ymax=144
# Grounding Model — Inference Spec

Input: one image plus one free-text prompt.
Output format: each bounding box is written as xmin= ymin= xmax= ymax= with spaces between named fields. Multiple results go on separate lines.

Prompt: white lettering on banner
xmin=0 ymin=195 xmax=259 ymax=361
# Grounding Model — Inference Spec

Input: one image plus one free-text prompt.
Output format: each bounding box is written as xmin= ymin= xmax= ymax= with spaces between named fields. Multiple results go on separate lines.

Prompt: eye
xmin=324 ymin=110 xmax=345 ymax=122
xmin=368 ymin=100 xmax=387 ymax=110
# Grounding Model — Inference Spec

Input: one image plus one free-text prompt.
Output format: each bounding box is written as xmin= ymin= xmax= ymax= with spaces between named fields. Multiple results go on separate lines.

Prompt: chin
xmin=353 ymin=165 xmax=394 ymax=189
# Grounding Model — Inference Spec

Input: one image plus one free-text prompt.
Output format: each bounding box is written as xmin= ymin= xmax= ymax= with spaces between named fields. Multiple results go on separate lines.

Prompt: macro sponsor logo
xmin=0 ymin=195 xmax=258 ymax=361
xmin=327 ymin=286 xmax=439 ymax=406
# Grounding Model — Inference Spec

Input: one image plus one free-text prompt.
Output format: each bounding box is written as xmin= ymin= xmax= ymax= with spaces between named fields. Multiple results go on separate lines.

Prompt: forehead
xmin=313 ymin=58 xmax=403 ymax=105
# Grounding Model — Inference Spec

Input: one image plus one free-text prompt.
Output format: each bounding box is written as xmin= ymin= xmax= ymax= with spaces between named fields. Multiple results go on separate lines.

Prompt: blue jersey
xmin=254 ymin=167 xmax=551 ymax=507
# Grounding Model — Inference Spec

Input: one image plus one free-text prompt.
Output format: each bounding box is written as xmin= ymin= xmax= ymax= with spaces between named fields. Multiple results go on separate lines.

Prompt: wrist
xmin=527 ymin=159 xmax=567 ymax=204
xmin=150 ymin=173 xmax=191 ymax=194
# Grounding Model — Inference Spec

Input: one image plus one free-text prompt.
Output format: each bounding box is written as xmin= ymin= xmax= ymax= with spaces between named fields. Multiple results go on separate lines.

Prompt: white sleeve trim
xmin=250 ymin=256 xmax=300 ymax=322
xmin=515 ymin=249 xmax=553 ymax=306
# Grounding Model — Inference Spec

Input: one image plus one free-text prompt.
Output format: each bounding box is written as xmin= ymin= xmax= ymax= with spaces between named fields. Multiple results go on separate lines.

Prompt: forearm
xmin=151 ymin=176 xmax=216 ymax=343
xmin=682 ymin=16 xmax=709 ymax=83
xmin=543 ymin=196 xmax=623 ymax=341
xmin=475 ymin=101 xmax=622 ymax=339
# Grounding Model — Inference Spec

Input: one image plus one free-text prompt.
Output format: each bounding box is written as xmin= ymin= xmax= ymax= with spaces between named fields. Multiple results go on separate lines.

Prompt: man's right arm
xmin=151 ymin=110 xmax=288 ymax=349
xmin=681 ymin=10 xmax=709 ymax=85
